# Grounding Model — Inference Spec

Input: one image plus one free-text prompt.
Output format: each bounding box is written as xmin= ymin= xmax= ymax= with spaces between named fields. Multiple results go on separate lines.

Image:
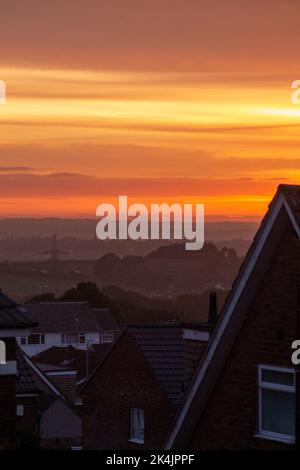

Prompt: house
xmin=0 ymin=290 xmax=36 ymax=449
xmin=17 ymin=302 xmax=120 ymax=356
xmin=0 ymin=290 xmax=82 ymax=450
xmin=165 ymin=184 xmax=300 ymax=450
xmin=15 ymin=348 xmax=40 ymax=448
xmin=81 ymin=321 xmax=214 ymax=449
xmin=18 ymin=351 xmax=82 ymax=449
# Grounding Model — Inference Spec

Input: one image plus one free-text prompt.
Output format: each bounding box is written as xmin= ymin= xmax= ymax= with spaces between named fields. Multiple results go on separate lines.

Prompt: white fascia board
xmin=282 ymin=196 xmax=300 ymax=239
xmin=46 ymin=370 xmax=77 ymax=376
xmin=165 ymin=193 xmax=289 ymax=449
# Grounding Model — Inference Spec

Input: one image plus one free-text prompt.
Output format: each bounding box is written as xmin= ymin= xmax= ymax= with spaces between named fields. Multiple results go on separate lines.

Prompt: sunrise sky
xmin=0 ymin=0 xmax=300 ymax=219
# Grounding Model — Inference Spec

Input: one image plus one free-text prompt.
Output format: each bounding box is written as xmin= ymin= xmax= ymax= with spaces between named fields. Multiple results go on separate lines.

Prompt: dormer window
xmin=101 ymin=331 xmax=113 ymax=343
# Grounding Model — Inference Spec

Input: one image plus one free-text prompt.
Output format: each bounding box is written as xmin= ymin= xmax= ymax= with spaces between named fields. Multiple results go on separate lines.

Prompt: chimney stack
xmin=208 ymin=291 xmax=217 ymax=324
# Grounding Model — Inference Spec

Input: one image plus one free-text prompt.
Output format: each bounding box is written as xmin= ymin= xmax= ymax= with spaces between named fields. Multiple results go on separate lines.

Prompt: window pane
xmin=261 ymin=369 xmax=294 ymax=387
xmin=16 ymin=405 xmax=24 ymax=417
xmin=261 ymin=389 xmax=295 ymax=436
xmin=28 ymin=334 xmax=40 ymax=345
xmin=79 ymin=334 xmax=85 ymax=344
xmin=132 ymin=408 xmax=144 ymax=442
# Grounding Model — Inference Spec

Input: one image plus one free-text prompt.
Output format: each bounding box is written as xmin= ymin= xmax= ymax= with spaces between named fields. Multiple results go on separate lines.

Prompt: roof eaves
xmin=79 ymin=329 xmax=125 ymax=394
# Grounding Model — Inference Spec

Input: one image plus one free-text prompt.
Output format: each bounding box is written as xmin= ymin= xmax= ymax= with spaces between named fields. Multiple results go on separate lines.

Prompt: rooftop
xmin=0 ymin=291 xmax=36 ymax=330
xmin=128 ymin=325 xmax=186 ymax=408
xmin=24 ymin=302 xmax=119 ymax=333
xmin=165 ymin=184 xmax=300 ymax=448
xmin=33 ymin=344 xmax=114 ymax=382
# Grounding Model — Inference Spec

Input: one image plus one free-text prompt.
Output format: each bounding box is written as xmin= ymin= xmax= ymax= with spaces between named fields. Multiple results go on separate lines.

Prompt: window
xmin=28 ymin=334 xmax=45 ymax=345
xmin=130 ymin=408 xmax=144 ymax=444
xmin=102 ymin=331 xmax=113 ymax=343
xmin=258 ymin=365 xmax=295 ymax=443
xmin=79 ymin=333 xmax=85 ymax=344
xmin=20 ymin=337 xmax=27 ymax=345
xmin=66 ymin=333 xmax=77 ymax=344
xmin=16 ymin=405 xmax=24 ymax=417
xmin=61 ymin=333 xmax=65 ymax=344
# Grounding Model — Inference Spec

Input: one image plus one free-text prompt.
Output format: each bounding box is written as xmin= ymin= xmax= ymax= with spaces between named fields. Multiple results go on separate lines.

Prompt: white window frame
xmin=65 ymin=332 xmax=77 ymax=345
xmin=27 ymin=333 xmax=45 ymax=345
xmin=258 ymin=364 xmax=296 ymax=444
xmin=130 ymin=408 xmax=144 ymax=444
xmin=16 ymin=405 xmax=24 ymax=417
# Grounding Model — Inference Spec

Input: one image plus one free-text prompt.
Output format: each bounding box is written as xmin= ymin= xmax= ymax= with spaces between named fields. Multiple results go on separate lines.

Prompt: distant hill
xmin=94 ymin=242 xmax=242 ymax=294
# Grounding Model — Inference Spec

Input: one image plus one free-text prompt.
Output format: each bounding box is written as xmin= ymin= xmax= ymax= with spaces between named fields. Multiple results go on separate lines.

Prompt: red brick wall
xmin=41 ymin=436 xmax=81 ymax=449
xmin=48 ymin=374 xmax=77 ymax=403
xmin=82 ymin=331 xmax=175 ymax=449
xmin=189 ymin=227 xmax=300 ymax=449
xmin=16 ymin=396 xmax=39 ymax=435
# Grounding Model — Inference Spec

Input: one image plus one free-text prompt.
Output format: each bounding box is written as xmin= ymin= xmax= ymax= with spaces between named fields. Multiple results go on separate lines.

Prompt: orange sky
xmin=0 ymin=1 xmax=300 ymax=219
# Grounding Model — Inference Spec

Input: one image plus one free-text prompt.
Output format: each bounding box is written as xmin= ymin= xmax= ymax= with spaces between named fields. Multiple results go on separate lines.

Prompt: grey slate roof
xmin=80 ymin=323 xmax=207 ymax=408
xmin=279 ymin=184 xmax=300 ymax=228
xmin=16 ymin=348 xmax=40 ymax=394
xmin=0 ymin=292 xmax=36 ymax=329
xmin=128 ymin=325 xmax=185 ymax=408
xmin=25 ymin=302 xmax=119 ymax=333
xmin=93 ymin=308 xmax=119 ymax=331
xmin=33 ymin=344 xmax=113 ymax=382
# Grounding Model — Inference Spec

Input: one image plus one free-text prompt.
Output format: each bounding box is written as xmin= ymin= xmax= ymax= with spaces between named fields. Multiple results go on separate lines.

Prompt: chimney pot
xmin=208 ymin=291 xmax=217 ymax=324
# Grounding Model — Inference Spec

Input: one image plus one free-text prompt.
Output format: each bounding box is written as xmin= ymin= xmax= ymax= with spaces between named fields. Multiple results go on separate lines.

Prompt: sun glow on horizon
xmin=1 ymin=66 xmax=300 ymax=219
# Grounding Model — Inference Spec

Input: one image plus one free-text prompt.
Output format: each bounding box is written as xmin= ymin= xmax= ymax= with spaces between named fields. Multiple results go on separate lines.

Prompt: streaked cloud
xmin=0 ymin=1 xmax=300 ymax=218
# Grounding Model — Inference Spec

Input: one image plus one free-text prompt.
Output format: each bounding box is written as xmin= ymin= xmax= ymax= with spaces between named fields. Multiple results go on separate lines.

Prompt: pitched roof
xmin=16 ymin=348 xmax=81 ymax=418
xmin=20 ymin=351 xmax=63 ymax=398
xmin=93 ymin=308 xmax=119 ymax=331
xmin=33 ymin=344 xmax=113 ymax=382
xmin=81 ymin=323 xmax=208 ymax=409
xmin=25 ymin=302 xmax=118 ymax=333
xmin=16 ymin=348 xmax=40 ymax=395
xmin=0 ymin=292 xmax=36 ymax=330
xmin=128 ymin=325 xmax=185 ymax=408
xmin=165 ymin=184 xmax=300 ymax=449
